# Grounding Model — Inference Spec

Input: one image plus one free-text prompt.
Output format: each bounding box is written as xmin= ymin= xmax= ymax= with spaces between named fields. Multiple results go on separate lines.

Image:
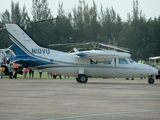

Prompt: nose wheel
xmin=148 ymin=76 xmax=154 ymax=84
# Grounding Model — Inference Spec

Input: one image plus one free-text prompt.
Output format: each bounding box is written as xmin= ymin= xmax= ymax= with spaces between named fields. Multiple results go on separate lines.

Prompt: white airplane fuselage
xmin=40 ymin=54 xmax=157 ymax=78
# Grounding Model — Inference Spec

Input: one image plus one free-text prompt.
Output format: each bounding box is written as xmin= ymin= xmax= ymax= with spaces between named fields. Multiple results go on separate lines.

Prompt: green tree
xmin=72 ymin=0 xmax=101 ymax=44
xmin=119 ymin=0 xmax=147 ymax=60
xmin=99 ymin=6 xmax=122 ymax=45
xmin=1 ymin=1 xmax=30 ymax=24
xmin=32 ymin=0 xmax=52 ymax=21
xmin=89 ymin=0 xmax=101 ymax=42
xmin=72 ymin=0 xmax=87 ymax=43
xmin=29 ymin=0 xmax=55 ymax=47
xmin=0 ymin=1 xmax=30 ymax=48
xmin=56 ymin=3 xmax=73 ymax=43
xmin=145 ymin=17 xmax=160 ymax=58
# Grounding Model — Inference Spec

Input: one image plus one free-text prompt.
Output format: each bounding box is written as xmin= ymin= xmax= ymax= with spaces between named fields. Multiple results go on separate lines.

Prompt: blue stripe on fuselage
xmin=8 ymin=32 xmax=50 ymax=61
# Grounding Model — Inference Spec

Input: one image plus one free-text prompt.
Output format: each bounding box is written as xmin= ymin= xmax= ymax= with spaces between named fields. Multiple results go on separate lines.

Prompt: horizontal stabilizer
xmin=9 ymin=56 xmax=39 ymax=62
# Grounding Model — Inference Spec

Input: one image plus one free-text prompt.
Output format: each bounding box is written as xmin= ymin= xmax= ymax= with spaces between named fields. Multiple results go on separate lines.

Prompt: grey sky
xmin=0 ymin=0 xmax=160 ymax=21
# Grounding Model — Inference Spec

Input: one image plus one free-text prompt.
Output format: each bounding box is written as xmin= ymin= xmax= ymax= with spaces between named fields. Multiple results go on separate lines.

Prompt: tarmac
xmin=0 ymin=78 xmax=160 ymax=120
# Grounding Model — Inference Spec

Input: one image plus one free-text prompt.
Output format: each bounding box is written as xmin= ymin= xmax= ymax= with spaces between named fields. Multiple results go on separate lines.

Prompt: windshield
xmin=128 ymin=58 xmax=134 ymax=63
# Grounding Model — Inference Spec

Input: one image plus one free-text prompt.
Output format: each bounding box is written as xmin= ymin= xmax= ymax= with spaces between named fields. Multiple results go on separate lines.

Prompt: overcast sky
xmin=0 ymin=0 xmax=160 ymax=21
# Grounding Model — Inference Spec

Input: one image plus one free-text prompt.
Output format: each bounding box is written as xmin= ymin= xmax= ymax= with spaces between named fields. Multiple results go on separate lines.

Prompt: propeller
xmin=48 ymin=42 xmax=91 ymax=47
xmin=98 ymin=43 xmax=130 ymax=52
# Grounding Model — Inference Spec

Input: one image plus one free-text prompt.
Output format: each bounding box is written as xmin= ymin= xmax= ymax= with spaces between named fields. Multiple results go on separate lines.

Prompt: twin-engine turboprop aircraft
xmin=5 ymin=23 xmax=158 ymax=84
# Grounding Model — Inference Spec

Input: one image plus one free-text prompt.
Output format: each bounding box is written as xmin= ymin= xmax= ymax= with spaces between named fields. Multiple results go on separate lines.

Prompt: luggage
xmin=0 ymin=67 xmax=5 ymax=72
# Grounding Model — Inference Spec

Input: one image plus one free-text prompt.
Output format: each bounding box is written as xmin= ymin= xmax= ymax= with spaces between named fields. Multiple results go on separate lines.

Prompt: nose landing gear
xmin=148 ymin=76 xmax=155 ymax=84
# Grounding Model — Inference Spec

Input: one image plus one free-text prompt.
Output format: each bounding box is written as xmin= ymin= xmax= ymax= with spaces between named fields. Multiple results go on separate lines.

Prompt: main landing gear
xmin=76 ymin=74 xmax=88 ymax=83
xmin=148 ymin=76 xmax=155 ymax=84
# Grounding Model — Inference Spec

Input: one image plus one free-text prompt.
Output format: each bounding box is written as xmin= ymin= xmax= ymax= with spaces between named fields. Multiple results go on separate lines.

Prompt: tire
xmin=78 ymin=74 xmax=88 ymax=83
xmin=148 ymin=78 xmax=154 ymax=84
xmin=76 ymin=78 xmax=80 ymax=83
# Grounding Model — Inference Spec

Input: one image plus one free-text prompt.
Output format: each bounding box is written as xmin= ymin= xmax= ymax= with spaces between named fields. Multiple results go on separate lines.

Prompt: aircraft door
xmin=115 ymin=58 xmax=129 ymax=77
xmin=102 ymin=59 xmax=116 ymax=78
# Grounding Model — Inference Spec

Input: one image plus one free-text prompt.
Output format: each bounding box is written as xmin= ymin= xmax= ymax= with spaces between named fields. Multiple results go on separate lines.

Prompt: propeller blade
xmin=48 ymin=43 xmax=90 ymax=47
xmin=48 ymin=42 xmax=130 ymax=52
xmin=98 ymin=43 xmax=130 ymax=52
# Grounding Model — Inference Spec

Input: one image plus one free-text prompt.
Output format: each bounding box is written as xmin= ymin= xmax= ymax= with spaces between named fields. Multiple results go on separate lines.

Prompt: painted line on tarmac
xmin=44 ymin=109 xmax=160 ymax=120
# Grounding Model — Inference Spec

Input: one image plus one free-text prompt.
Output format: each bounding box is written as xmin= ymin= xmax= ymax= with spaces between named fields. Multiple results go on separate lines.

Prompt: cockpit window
xmin=119 ymin=59 xmax=128 ymax=64
xmin=128 ymin=58 xmax=134 ymax=63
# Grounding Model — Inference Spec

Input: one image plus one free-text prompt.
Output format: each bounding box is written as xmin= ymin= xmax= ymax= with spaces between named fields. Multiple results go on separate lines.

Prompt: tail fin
xmin=5 ymin=23 xmax=63 ymax=58
xmin=5 ymin=23 xmax=46 ymax=56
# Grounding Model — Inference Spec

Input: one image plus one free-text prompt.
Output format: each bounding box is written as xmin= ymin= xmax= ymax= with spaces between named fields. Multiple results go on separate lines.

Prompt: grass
xmin=1 ymin=70 xmax=53 ymax=79
xmin=17 ymin=70 xmax=51 ymax=79
xmin=1 ymin=69 xmax=74 ymax=79
xmin=17 ymin=70 xmax=71 ymax=79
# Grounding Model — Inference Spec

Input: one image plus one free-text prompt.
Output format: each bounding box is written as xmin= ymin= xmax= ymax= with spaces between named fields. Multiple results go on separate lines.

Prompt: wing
xmin=73 ymin=50 xmax=131 ymax=62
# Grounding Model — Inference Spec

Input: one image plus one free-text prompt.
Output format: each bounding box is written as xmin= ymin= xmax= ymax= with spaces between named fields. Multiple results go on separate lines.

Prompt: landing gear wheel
xmin=78 ymin=74 xmax=88 ymax=83
xmin=76 ymin=78 xmax=80 ymax=83
xmin=148 ymin=78 xmax=154 ymax=84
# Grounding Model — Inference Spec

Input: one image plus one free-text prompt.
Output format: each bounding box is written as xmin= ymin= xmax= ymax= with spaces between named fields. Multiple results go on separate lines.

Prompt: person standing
xmin=29 ymin=67 xmax=34 ymax=78
xmin=23 ymin=66 xmax=29 ymax=78
xmin=6 ymin=60 xmax=13 ymax=79
xmin=39 ymin=69 xmax=43 ymax=79
xmin=154 ymin=60 xmax=159 ymax=68
xmin=138 ymin=58 xmax=145 ymax=64
xmin=12 ymin=62 xmax=19 ymax=79
xmin=138 ymin=58 xmax=146 ymax=79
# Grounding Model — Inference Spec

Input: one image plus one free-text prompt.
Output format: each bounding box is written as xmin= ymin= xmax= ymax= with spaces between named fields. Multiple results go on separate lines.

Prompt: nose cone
xmin=136 ymin=63 xmax=158 ymax=77
xmin=152 ymin=67 xmax=158 ymax=75
xmin=145 ymin=65 xmax=158 ymax=76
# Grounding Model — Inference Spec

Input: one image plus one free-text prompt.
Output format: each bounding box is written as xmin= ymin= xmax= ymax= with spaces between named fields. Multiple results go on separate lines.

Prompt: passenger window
xmin=119 ymin=59 xmax=128 ymax=64
xmin=104 ymin=61 xmax=111 ymax=64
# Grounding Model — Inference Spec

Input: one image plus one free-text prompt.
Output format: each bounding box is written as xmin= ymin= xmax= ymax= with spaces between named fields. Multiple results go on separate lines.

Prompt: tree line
xmin=0 ymin=0 xmax=160 ymax=61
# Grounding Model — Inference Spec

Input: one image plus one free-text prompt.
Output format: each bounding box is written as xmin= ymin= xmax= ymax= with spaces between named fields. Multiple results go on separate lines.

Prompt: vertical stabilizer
xmin=6 ymin=24 xmax=41 ymax=56
xmin=5 ymin=23 xmax=63 ymax=57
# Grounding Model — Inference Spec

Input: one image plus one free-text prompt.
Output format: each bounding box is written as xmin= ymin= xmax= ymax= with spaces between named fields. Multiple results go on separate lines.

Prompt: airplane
xmin=4 ymin=23 xmax=158 ymax=84
xmin=0 ymin=45 xmax=16 ymax=78
xmin=0 ymin=45 xmax=16 ymax=63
